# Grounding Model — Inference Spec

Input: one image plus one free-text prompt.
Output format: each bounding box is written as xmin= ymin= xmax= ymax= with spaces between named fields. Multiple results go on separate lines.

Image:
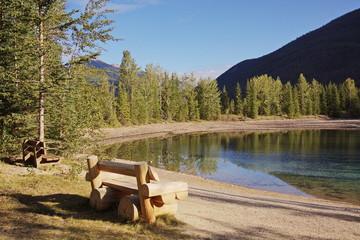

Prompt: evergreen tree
xmin=169 ymin=73 xmax=183 ymax=121
xmin=233 ymin=82 xmax=243 ymax=115
xmin=338 ymin=84 xmax=346 ymax=112
xmin=325 ymin=83 xmax=340 ymax=117
xmin=343 ymin=78 xmax=360 ymax=117
xmin=296 ymin=74 xmax=311 ymax=115
xmin=320 ymin=85 xmax=328 ymax=115
xmin=144 ymin=64 xmax=162 ymax=122
xmin=292 ymin=87 xmax=301 ymax=117
xmin=221 ymin=86 xmax=230 ymax=114
xmin=116 ymin=83 xmax=131 ymax=125
xmin=257 ymin=75 xmax=271 ymax=116
xmin=270 ymin=77 xmax=282 ymax=115
xmin=311 ymin=79 xmax=322 ymax=115
xmin=182 ymin=73 xmax=199 ymax=121
xmin=118 ymin=50 xmax=141 ymax=124
xmin=0 ymin=0 xmax=39 ymax=152
xmin=196 ymin=78 xmax=221 ymax=120
xmin=245 ymin=77 xmax=259 ymax=119
xmin=282 ymin=82 xmax=295 ymax=118
xmin=161 ymin=73 xmax=172 ymax=121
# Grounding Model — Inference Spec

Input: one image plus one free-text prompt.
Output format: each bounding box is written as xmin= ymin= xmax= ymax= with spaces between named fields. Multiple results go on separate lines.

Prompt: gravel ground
xmin=101 ymin=118 xmax=360 ymax=239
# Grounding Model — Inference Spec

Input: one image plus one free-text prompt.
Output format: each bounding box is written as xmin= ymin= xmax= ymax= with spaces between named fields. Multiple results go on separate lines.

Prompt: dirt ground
xmin=101 ymin=119 xmax=360 ymax=239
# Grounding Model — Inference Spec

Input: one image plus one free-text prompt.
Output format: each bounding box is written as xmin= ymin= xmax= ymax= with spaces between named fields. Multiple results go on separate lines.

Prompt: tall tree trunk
xmin=39 ymin=5 xmax=45 ymax=142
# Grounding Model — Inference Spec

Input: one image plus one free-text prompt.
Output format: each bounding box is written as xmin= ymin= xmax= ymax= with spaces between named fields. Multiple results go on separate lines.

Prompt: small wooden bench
xmin=22 ymin=140 xmax=62 ymax=168
xmin=86 ymin=156 xmax=188 ymax=223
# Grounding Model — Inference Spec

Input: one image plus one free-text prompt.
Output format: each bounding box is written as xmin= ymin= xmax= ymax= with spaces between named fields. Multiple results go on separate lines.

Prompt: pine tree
xmin=233 ymin=82 xmax=243 ymax=115
xmin=169 ymin=73 xmax=183 ymax=121
xmin=182 ymin=73 xmax=199 ymax=121
xmin=197 ymin=78 xmax=221 ymax=120
xmin=311 ymin=79 xmax=322 ymax=115
xmin=161 ymin=73 xmax=172 ymax=121
xmin=0 ymin=0 xmax=39 ymax=152
xmin=270 ymin=77 xmax=282 ymax=115
xmin=325 ymin=83 xmax=340 ymax=117
xmin=338 ymin=84 xmax=346 ymax=112
xmin=257 ymin=75 xmax=271 ymax=116
xmin=221 ymin=86 xmax=230 ymax=114
xmin=282 ymin=82 xmax=295 ymax=118
xmin=118 ymin=50 xmax=141 ymax=124
xmin=116 ymin=83 xmax=131 ymax=125
xmin=343 ymin=78 xmax=360 ymax=117
xmin=320 ymin=85 xmax=328 ymax=115
xmin=292 ymin=88 xmax=301 ymax=117
xmin=144 ymin=64 xmax=162 ymax=122
xmin=296 ymin=74 xmax=311 ymax=115
xmin=245 ymin=77 xmax=259 ymax=119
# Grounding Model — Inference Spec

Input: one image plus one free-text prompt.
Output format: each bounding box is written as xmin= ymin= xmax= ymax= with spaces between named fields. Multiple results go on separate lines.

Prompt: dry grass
xmin=0 ymin=160 xmax=195 ymax=240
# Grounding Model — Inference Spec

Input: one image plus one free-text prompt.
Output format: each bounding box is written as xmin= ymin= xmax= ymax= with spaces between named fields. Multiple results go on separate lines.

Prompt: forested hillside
xmin=217 ymin=8 xmax=360 ymax=97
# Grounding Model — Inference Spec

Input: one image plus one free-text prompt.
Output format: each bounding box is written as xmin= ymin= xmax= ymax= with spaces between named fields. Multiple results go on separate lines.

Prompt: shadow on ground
xmin=0 ymin=192 xmax=193 ymax=240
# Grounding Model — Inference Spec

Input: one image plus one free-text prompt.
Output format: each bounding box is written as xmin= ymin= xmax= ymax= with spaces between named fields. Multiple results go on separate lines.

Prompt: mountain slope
xmin=217 ymin=8 xmax=360 ymax=96
xmin=88 ymin=58 xmax=120 ymax=84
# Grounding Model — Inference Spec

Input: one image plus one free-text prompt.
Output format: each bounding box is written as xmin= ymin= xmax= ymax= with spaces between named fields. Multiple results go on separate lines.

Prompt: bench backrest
xmin=86 ymin=156 xmax=159 ymax=189
xmin=22 ymin=140 xmax=46 ymax=165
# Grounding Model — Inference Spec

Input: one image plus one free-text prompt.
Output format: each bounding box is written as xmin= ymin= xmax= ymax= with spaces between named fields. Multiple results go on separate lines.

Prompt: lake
xmin=103 ymin=130 xmax=360 ymax=205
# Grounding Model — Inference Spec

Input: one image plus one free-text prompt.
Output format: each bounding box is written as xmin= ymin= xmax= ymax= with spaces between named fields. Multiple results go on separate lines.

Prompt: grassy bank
xmin=0 ymin=160 xmax=194 ymax=240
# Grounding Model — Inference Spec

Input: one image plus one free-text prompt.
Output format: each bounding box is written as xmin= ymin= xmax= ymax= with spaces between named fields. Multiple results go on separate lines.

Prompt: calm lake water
xmin=103 ymin=130 xmax=360 ymax=205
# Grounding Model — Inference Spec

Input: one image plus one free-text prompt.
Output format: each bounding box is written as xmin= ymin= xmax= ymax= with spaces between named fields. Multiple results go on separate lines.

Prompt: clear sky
xmin=68 ymin=0 xmax=360 ymax=79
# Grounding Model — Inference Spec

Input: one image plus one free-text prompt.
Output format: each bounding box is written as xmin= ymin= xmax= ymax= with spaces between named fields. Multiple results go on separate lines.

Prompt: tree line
xmin=1 ymin=0 xmax=359 ymax=156
xmin=221 ymin=74 xmax=360 ymax=119
xmin=113 ymin=50 xmax=221 ymax=126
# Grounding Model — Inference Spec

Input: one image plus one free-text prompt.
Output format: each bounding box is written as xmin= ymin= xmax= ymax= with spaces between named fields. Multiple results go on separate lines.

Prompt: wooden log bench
xmin=22 ymin=139 xmax=62 ymax=168
xmin=86 ymin=155 xmax=188 ymax=224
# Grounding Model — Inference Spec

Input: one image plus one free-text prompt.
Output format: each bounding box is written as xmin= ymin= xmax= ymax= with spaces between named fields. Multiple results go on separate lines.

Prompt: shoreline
xmin=100 ymin=118 xmax=360 ymax=145
xmin=99 ymin=118 xmax=360 ymax=239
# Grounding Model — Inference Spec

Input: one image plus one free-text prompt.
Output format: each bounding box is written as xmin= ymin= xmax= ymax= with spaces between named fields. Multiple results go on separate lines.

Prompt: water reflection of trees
xmin=103 ymin=130 xmax=360 ymax=176
xmin=103 ymin=134 xmax=221 ymax=175
xmin=219 ymin=130 xmax=360 ymax=158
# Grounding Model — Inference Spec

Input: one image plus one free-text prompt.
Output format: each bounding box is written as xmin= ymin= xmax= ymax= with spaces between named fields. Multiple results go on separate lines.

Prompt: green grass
xmin=0 ymin=161 xmax=195 ymax=240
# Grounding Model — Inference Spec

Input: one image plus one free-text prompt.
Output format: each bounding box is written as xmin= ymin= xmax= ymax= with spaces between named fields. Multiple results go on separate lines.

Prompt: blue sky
xmin=68 ymin=0 xmax=360 ymax=79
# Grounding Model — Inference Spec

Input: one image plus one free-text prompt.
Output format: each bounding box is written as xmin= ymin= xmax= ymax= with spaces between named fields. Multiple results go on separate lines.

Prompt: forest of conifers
xmin=1 ymin=0 xmax=360 ymax=155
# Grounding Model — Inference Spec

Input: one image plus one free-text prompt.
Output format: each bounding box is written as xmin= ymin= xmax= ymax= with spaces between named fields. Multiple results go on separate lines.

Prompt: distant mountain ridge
xmin=217 ymin=8 xmax=360 ymax=96
xmin=88 ymin=58 xmax=120 ymax=84
xmin=88 ymin=58 xmax=119 ymax=73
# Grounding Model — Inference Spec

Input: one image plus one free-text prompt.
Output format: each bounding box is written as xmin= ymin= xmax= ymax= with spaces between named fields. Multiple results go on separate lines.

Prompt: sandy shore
xmin=100 ymin=118 xmax=360 ymax=145
xmin=100 ymin=119 xmax=360 ymax=239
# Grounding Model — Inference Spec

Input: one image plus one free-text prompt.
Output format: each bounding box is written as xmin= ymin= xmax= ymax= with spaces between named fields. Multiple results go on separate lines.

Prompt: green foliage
xmin=0 ymin=0 xmax=117 ymax=154
xmin=221 ymin=86 xmax=230 ymax=114
xmin=245 ymin=78 xmax=259 ymax=119
xmin=282 ymin=82 xmax=295 ymax=118
xmin=311 ymin=79 xmax=322 ymax=115
xmin=236 ymin=74 xmax=359 ymax=119
xmin=233 ymin=82 xmax=243 ymax=115
xmin=197 ymin=78 xmax=221 ymax=120
xmin=182 ymin=73 xmax=200 ymax=121
xmin=296 ymin=74 xmax=311 ymax=115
